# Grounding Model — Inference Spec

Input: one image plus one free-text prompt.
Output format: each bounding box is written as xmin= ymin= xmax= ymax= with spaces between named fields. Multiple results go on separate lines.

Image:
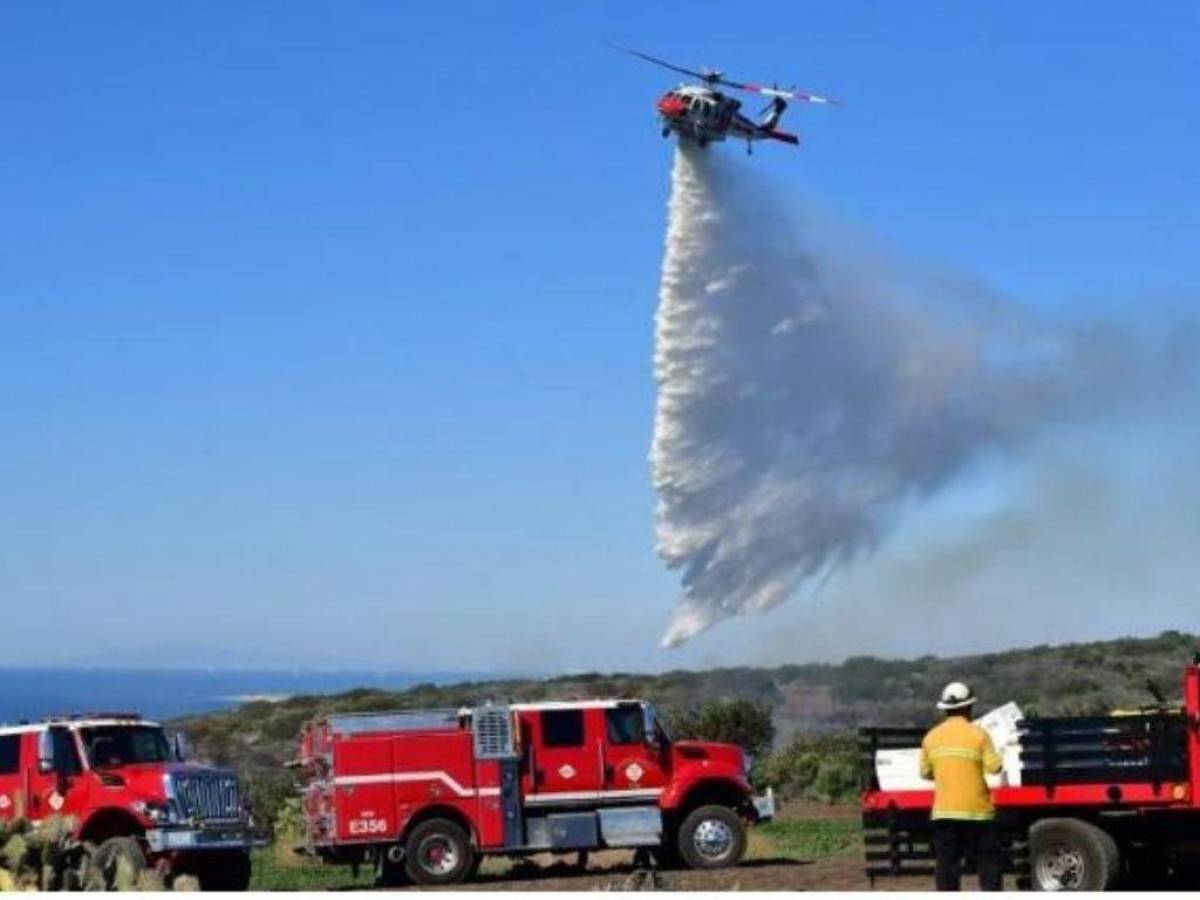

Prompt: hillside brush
xmin=0 ymin=817 xmax=194 ymax=891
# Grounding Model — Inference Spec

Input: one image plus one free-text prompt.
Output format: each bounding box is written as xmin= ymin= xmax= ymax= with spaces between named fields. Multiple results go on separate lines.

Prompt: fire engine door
xmin=25 ymin=728 xmax=84 ymax=819
xmin=601 ymin=703 xmax=669 ymax=797
xmin=526 ymin=709 xmax=603 ymax=800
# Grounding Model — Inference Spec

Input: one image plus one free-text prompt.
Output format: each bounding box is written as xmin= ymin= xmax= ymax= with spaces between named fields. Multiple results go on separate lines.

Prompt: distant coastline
xmin=0 ymin=667 xmax=498 ymax=723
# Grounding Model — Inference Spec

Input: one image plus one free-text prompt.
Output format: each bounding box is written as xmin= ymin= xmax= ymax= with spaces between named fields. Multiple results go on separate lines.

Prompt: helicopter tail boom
xmin=763 ymin=129 xmax=799 ymax=146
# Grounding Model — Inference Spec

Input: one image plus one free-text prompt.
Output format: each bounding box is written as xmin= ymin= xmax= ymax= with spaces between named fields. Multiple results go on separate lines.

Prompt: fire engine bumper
xmin=751 ymin=787 xmax=776 ymax=821
xmin=145 ymin=824 xmax=268 ymax=854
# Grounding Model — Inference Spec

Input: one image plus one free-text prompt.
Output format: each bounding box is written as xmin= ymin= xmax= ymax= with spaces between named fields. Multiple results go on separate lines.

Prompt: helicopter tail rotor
xmin=759 ymin=95 xmax=788 ymax=130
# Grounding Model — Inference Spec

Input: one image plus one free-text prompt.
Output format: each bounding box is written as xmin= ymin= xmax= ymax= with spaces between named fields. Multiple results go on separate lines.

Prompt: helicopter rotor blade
xmin=610 ymin=44 xmax=838 ymax=104
xmin=608 ymin=43 xmax=713 ymax=82
xmin=737 ymin=82 xmax=836 ymax=104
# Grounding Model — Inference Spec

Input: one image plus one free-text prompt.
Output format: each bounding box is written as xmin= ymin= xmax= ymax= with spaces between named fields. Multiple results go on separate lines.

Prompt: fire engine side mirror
xmin=37 ymin=729 xmax=56 ymax=774
xmin=171 ymin=731 xmax=191 ymax=762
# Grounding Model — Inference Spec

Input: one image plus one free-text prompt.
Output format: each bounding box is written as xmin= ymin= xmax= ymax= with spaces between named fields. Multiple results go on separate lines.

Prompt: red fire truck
xmin=0 ymin=713 xmax=264 ymax=890
xmin=859 ymin=660 xmax=1200 ymax=890
xmin=294 ymin=698 xmax=775 ymax=884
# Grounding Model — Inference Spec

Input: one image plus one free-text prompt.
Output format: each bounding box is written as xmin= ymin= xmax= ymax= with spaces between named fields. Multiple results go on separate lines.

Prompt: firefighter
xmin=919 ymin=682 xmax=1004 ymax=891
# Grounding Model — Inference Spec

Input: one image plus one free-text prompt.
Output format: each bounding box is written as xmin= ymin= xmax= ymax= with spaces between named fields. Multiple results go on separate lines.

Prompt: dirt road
xmin=405 ymin=804 xmax=949 ymax=892
xmin=461 ymin=853 xmax=904 ymax=892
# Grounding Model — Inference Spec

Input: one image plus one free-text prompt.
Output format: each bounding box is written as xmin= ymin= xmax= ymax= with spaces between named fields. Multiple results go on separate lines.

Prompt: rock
xmin=112 ymin=855 xmax=138 ymax=891
xmin=136 ymin=869 xmax=166 ymax=891
xmin=604 ymin=867 xmax=671 ymax=891
xmin=172 ymin=874 xmax=202 ymax=892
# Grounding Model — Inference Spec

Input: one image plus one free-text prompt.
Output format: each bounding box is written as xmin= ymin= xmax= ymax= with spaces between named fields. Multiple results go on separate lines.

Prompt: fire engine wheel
xmin=1030 ymin=818 xmax=1119 ymax=891
xmin=404 ymin=818 xmax=475 ymax=886
xmin=90 ymin=836 xmax=147 ymax=889
xmin=677 ymin=805 xmax=746 ymax=870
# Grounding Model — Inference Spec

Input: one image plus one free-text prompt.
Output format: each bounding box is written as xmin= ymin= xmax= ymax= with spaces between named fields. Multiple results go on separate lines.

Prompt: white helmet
xmin=937 ymin=681 xmax=976 ymax=710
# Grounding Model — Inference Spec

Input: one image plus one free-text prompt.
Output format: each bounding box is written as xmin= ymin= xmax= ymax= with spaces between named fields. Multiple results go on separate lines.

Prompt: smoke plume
xmin=651 ymin=146 xmax=1170 ymax=647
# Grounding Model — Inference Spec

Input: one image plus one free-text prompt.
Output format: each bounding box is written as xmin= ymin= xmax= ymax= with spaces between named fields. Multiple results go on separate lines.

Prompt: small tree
xmin=756 ymin=733 xmax=859 ymax=803
xmin=667 ymin=699 xmax=775 ymax=758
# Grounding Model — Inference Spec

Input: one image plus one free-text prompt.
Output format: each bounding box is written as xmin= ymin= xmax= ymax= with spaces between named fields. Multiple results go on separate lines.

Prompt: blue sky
xmin=2 ymin=2 xmax=1197 ymax=670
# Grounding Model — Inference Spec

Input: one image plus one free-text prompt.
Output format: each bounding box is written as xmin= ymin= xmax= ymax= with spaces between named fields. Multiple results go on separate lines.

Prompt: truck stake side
xmin=860 ymin=660 xmax=1200 ymax=891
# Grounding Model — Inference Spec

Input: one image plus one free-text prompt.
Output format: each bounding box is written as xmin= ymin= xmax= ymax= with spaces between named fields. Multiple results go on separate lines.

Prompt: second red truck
xmin=860 ymin=660 xmax=1200 ymax=890
xmin=294 ymin=698 xmax=774 ymax=884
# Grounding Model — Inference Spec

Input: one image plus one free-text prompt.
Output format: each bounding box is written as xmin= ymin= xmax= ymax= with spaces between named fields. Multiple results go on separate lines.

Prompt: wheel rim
xmin=1036 ymin=842 xmax=1086 ymax=891
xmin=417 ymin=835 xmax=460 ymax=876
xmin=693 ymin=818 xmax=734 ymax=861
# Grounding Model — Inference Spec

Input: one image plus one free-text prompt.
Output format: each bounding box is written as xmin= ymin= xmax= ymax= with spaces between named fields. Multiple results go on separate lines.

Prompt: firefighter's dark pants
xmin=932 ymin=819 xmax=1002 ymax=891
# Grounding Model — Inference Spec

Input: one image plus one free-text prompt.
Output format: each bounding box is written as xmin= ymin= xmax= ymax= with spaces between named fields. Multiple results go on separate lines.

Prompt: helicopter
xmin=613 ymin=45 xmax=835 ymax=154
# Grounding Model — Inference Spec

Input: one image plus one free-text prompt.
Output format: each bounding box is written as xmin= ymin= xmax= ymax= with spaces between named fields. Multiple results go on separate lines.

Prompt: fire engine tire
xmin=403 ymin=818 xmax=475 ymax=886
xmin=1030 ymin=818 xmax=1120 ymax=891
xmin=677 ymin=805 xmax=746 ymax=870
xmin=193 ymin=850 xmax=253 ymax=891
xmin=90 ymin=836 xmax=147 ymax=888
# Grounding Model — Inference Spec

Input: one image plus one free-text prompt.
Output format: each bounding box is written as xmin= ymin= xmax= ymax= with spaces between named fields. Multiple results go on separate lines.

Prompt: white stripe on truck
xmin=330 ymin=773 xmax=664 ymax=805
xmin=333 ymin=771 xmax=502 ymax=797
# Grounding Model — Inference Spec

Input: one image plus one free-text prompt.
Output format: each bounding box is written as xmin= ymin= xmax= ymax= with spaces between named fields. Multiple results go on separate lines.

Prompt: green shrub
xmin=667 ymin=699 xmax=776 ymax=758
xmin=261 ymin=709 xmax=312 ymax=742
xmin=247 ymin=769 xmax=299 ymax=835
xmin=0 ymin=816 xmax=195 ymax=891
xmin=757 ymin=733 xmax=859 ymax=803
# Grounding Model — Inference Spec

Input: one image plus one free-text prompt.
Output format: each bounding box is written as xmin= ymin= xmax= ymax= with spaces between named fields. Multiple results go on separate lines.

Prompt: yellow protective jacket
xmin=919 ymin=716 xmax=1003 ymax=820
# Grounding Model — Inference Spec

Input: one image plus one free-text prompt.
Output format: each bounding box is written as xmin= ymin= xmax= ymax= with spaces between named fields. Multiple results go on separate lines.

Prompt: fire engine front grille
xmin=172 ymin=772 xmax=242 ymax=822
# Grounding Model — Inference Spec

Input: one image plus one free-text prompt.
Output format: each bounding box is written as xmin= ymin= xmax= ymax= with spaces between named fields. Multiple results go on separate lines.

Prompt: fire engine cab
xmin=0 ymin=713 xmax=264 ymax=890
xmin=295 ymin=698 xmax=775 ymax=885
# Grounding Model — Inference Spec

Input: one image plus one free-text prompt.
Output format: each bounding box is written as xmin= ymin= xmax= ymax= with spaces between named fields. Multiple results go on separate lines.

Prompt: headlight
xmin=134 ymin=800 xmax=182 ymax=825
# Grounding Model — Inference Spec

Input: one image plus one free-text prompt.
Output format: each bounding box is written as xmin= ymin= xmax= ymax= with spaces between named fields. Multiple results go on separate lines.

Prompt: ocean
xmin=0 ymin=668 xmax=490 ymax=723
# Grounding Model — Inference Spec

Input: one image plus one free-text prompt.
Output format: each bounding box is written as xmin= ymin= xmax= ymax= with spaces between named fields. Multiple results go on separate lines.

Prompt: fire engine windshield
xmin=645 ymin=703 xmax=673 ymax=744
xmin=79 ymin=726 xmax=171 ymax=768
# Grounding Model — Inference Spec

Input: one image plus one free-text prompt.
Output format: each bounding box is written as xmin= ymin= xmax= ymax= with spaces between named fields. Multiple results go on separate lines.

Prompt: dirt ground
xmin=460 ymin=852 xmax=907 ymax=892
xmin=402 ymin=804 xmax=954 ymax=892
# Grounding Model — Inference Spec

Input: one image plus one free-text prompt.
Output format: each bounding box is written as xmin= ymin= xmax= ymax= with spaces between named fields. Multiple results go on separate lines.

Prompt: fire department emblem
xmin=625 ymin=763 xmax=645 ymax=783
xmin=0 ymin=795 xmax=10 ymax=811
xmin=48 ymin=792 xmax=64 ymax=811
xmin=557 ymin=764 xmax=576 ymax=780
